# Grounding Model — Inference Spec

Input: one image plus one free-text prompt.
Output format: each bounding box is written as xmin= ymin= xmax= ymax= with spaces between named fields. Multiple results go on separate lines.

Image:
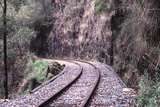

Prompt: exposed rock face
xmin=48 ymin=0 xmax=113 ymax=63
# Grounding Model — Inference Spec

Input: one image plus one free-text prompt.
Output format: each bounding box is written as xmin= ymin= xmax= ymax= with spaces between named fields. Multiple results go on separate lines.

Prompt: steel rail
xmin=31 ymin=59 xmax=82 ymax=93
xmin=75 ymin=60 xmax=100 ymax=107
xmin=39 ymin=60 xmax=100 ymax=107
xmin=38 ymin=60 xmax=83 ymax=107
xmin=31 ymin=65 xmax=67 ymax=93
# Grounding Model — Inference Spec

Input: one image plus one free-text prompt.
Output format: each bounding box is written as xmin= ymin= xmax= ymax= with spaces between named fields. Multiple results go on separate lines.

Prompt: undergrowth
xmin=137 ymin=73 xmax=160 ymax=107
xmin=94 ymin=0 xmax=111 ymax=14
xmin=25 ymin=59 xmax=48 ymax=82
xmin=0 ymin=0 xmax=53 ymax=98
xmin=114 ymin=0 xmax=160 ymax=106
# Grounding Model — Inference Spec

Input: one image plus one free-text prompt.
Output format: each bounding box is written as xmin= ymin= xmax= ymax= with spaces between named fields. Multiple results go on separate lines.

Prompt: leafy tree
xmin=0 ymin=0 xmax=53 ymax=97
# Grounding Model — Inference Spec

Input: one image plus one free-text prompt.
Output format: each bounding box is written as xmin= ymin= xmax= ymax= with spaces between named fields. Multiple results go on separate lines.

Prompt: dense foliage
xmin=111 ymin=0 xmax=160 ymax=106
xmin=0 ymin=0 xmax=53 ymax=98
xmin=95 ymin=0 xmax=111 ymax=13
xmin=137 ymin=73 xmax=160 ymax=107
xmin=0 ymin=0 xmax=159 ymax=106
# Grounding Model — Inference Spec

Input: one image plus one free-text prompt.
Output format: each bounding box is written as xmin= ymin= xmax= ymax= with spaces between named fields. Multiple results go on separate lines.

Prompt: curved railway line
xmin=0 ymin=59 xmax=135 ymax=107
xmin=41 ymin=60 xmax=100 ymax=107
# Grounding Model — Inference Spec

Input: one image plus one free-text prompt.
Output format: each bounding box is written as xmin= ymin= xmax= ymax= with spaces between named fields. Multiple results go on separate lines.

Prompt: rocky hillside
xmin=1 ymin=0 xmax=159 ymax=105
xmin=46 ymin=0 xmax=113 ymax=63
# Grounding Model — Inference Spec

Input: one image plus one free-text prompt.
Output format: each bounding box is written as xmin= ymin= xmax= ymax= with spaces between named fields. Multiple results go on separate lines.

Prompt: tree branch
xmin=0 ymin=1 xmax=3 ymax=9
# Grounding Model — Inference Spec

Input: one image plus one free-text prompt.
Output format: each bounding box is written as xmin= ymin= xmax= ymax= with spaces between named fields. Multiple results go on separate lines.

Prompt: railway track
xmin=0 ymin=60 xmax=100 ymax=107
xmin=0 ymin=59 xmax=135 ymax=107
xmin=41 ymin=60 xmax=100 ymax=107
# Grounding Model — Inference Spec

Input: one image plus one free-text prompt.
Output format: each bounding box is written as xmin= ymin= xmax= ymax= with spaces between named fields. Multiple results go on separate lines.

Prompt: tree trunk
xmin=3 ymin=0 xmax=8 ymax=99
xmin=110 ymin=34 xmax=114 ymax=66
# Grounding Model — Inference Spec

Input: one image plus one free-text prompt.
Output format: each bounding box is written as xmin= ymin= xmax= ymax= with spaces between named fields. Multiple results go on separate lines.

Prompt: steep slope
xmin=48 ymin=0 xmax=113 ymax=63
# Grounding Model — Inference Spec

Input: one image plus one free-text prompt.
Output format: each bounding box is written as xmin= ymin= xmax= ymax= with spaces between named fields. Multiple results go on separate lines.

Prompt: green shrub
xmin=0 ymin=0 xmax=54 ymax=97
xmin=94 ymin=0 xmax=110 ymax=14
xmin=137 ymin=73 xmax=160 ymax=107
xmin=25 ymin=59 xmax=48 ymax=82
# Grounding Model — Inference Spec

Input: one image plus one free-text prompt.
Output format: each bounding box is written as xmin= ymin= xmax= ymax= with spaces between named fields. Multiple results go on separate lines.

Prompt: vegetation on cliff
xmin=0 ymin=0 xmax=53 ymax=98
xmin=110 ymin=0 xmax=160 ymax=106
xmin=0 ymin=0 xmax=160 ymax=106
